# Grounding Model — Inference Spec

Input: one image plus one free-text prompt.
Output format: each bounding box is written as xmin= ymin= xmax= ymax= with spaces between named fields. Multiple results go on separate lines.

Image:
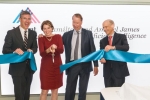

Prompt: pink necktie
xmin=108 ymin=36 xmax=112 ymax=46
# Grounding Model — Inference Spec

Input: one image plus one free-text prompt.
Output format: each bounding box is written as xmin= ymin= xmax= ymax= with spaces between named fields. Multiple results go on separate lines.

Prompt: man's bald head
xmin=102 ymin=19 xmax=115 ymax=36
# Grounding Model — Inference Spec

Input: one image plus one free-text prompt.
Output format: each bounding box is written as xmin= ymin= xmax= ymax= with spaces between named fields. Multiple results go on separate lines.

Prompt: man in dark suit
xmin=62 ymin=13 xmax=99 ymax=100
xmin=2 ymin=11 xmax=37 ymax=100
xmin=100 ymin=19 xmax=129 ymax=87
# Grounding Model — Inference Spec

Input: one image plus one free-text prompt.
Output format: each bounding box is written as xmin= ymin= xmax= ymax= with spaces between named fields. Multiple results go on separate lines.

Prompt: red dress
xmin=38 ymin=34 xmax=64 ymax=90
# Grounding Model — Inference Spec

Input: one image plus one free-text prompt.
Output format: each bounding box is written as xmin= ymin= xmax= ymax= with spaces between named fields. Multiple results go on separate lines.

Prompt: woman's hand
xmin=49 ymin=44 xmax=57 ymax=53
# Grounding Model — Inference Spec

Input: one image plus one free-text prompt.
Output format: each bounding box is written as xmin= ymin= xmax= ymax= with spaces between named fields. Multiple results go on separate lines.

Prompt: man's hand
xmin=14 ymin=48 xmax=24 ymax=55
xmin=100 ymin=58 xmax=106 ymax=64
xmin=104 ymin=45 xmax=115 ymax=52
xmin=38 ymin=34 xmax=44 ymax=38
xmin=93 ymin=67 xmax=98 ymax=76
xmin=27 ymin=49 xmax=33 ymax=52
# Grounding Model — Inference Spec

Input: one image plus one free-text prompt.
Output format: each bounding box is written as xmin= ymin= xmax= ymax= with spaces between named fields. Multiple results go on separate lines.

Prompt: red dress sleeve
xmin=55 ymin=34 xmax=64 ymax=55
xmin=38 ymin=37 xmax=50 ymax=57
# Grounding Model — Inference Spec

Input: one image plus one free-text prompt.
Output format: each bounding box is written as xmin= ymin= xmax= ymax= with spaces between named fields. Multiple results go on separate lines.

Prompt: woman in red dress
xmin=38 ymin=20 xmax=64 ymax=100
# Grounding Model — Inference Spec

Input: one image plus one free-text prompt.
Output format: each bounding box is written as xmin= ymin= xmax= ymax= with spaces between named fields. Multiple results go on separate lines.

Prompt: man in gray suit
xmin=62 ymin=13 xmax=99 ymax=100
xmin=2 ymin=11 xmax=37 ymax=100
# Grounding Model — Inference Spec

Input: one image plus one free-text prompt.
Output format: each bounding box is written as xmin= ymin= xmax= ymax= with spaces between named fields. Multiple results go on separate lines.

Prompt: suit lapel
xmin=27 ymin=30 xmax=32 ymax=48
xmin=68 ymin=30 xmax=73 ymax=58
xmin=112 ymin=32 xmax=118 ymax=45
xmin=81 ymin=28 xmax=85 ymax=52
xmin=15 ymin=27 xmax=24 ymax=46
xmin=104 ymin=36 xmax=109 ymax=46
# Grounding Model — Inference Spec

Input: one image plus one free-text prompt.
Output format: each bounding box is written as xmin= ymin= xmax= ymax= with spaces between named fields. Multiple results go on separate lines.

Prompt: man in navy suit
xmin=2 ymin=11 xmax=37 ymax=100
xmin=62 ymin=13 xmax=99 ymax=100
xmin=100 ymin=19 xmax=130 ymax=87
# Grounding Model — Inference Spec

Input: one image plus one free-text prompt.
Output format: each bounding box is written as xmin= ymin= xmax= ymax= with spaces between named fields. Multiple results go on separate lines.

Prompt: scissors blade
xmin=52 ymin=53 xmax=55 ymax=63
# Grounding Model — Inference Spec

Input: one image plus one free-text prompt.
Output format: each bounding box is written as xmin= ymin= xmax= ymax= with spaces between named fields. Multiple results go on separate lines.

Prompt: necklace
xmin=45 ymin=36 xmax=52 ymax=41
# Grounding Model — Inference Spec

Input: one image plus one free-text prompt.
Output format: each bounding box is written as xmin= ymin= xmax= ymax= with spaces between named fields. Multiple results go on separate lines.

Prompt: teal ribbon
xmin=60 ymin=50 xmax=150 ymax=72
xmin=0 ymin=52 xmax=37 ymax=71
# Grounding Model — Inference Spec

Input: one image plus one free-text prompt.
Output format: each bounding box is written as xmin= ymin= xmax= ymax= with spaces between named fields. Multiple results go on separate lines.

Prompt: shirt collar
xmin=74 ymin=28 xmax=82 ymax=34
xmin=19 ymin=26 xmax=28 ymax=33
xmin=108 ymin=32 xmax=115 ymax=37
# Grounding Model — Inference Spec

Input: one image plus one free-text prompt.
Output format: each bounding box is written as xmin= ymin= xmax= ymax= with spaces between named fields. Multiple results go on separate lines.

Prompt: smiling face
xmin=41 ymin=20 xmax=54 ymax=37
xmin=42 ymin=24 xmax=53 ymax=37
xmin=102 ymin=20 xmax=115 ymax=36
xmin=19 ymin=14 xmax=31 ymax=30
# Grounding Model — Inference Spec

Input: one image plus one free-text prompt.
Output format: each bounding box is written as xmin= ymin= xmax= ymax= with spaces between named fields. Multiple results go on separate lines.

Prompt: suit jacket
xmin=2 ymin=26 xmax=38 ymax=76
xmin=62 ymin=28 xmax=98 ymax=75
xmin=100 ymin=32 xmax=130 ymax=78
